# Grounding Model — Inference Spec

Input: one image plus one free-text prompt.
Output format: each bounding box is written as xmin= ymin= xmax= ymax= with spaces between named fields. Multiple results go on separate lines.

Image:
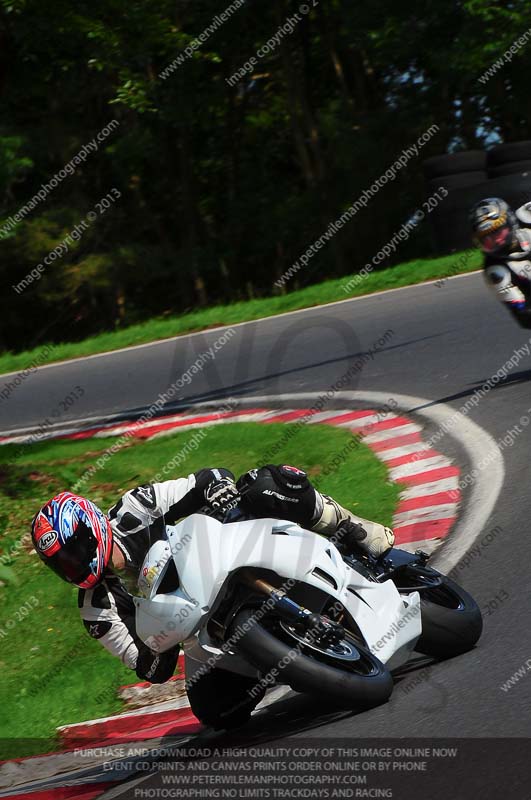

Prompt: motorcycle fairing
xmin=135 ymin=515 xmax=420 ymax=667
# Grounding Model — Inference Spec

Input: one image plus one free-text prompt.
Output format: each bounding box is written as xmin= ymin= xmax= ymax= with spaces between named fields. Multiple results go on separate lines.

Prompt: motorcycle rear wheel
xmin=414 ymin=576 xmax=483 ymax=658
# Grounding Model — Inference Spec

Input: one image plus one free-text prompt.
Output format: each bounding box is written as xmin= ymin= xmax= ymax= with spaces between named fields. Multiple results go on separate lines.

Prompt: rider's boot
xmin=311 ymin=494 xmax=395 ymax=559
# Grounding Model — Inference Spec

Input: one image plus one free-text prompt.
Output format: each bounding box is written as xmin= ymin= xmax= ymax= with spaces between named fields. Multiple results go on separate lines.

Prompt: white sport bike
xmin=134 ymin=512 xmax=482 ymax=729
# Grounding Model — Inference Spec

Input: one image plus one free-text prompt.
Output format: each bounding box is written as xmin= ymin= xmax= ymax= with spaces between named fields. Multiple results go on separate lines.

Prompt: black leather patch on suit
xmin=108 ymin=499 xmax=123 ymax=520
xmin=239 ymin=465 xmax=316 ymax=526
xmin=131 ymin=485 xmax=157 ymax=510
xmin=83 ymin=619 xmax=112 ymax=639
xmin=269 ymin=464 xmax=309 ymax=491
xmin=91 ymin=583 xmax=112 ymax=610
xmin=119 ymin=512 xmax=142 ymax=531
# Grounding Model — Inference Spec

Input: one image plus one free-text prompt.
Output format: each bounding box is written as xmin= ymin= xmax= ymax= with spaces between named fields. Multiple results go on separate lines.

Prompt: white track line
xmin=192 ymin=391 xmax=503 ymax=574
xmin=0 ymin=388 xmax=502 ymax=574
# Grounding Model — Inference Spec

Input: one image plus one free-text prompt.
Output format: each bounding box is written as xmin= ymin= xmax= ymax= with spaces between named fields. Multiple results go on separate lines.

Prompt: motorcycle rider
xmin=31 ymin=465 xmax=394 ymax=724
xmin=471 ymin=196 xmax=531 ymax=328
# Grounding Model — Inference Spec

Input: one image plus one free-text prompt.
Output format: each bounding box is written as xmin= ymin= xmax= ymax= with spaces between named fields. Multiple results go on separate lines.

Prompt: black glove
xmin=203 ymin=476 xmax=241 ymax=517
xmin=136 ymin=643 xmax=180 ymax=684
xmin=333 ymin=519 xmax=368 ymax=555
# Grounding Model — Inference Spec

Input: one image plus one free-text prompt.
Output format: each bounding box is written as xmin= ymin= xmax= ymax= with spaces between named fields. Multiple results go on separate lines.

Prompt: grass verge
xmin=0 ymin=421 xmax=398 ymax=758
xmin=0 ymin=249 xmax=480 ymax=376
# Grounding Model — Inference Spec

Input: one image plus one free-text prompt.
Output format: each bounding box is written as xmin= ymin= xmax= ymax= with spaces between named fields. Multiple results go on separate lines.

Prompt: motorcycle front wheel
xmin=230 ymin=608 xmax=393 ymax=709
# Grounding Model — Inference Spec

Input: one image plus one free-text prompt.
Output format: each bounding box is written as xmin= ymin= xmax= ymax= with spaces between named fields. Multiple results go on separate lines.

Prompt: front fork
xmin=240 ymin=570 xmax=345 ymax=646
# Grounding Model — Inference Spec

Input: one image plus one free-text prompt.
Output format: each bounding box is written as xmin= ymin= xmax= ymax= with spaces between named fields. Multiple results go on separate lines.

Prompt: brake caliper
xmin=306 ymin=613 xmax=345 ymax=646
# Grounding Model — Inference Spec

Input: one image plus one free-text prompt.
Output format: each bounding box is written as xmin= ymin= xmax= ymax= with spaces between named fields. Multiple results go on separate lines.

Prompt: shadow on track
xmin=99 ymin=657 xmax=444 ymax=798
xmin=64 ymin=330 xmax=448 ymax=433
xmin=409 ymin=368 xmax=531 ymax=412
xmin=156 ymin=657 xmax=437 ymax=751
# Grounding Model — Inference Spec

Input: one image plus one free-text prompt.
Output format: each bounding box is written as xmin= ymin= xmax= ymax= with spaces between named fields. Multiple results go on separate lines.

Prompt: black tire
xmin=486 ymin=174 xmax=531 ymax=210
xmin=423 ymin=151 xmax=486 ymax=180
xmin=509 ymin=306 xmax=531 ymax=329
xmin=488 ymin=141 xmax=531 ymax=167
xmin=231 ymin=608 xmax=393 ymax=709
xmin=488 ymin=160 xmax=531 ymax=178
xmin=428 ymin=171 xmax=488 ymax=193
xmin=414 ymin=576 xmax=483 ymax=659
xmin=186 ymin=666 xmax=265 ymax=730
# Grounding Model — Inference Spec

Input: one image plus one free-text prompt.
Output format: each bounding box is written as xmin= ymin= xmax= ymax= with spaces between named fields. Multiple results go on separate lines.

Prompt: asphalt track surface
xmin=3 ymin=273 xmax=531 ymax=766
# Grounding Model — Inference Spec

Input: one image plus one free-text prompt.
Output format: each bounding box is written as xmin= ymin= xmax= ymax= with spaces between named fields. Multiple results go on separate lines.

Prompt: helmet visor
xmin=479 ymin=225 xmax=512 ymax=254
xmin=46 ymin=521 xmax=98 ymax=585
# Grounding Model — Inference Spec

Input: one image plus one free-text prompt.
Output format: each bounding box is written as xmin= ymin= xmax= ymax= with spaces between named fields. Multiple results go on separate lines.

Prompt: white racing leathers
xmin=78 ymin=469 xmax=232 ymax=683
xmin=484 ymin=203 xmax=531 ymax=327
xmin=78 ymin=467 xmax=394 ymax=683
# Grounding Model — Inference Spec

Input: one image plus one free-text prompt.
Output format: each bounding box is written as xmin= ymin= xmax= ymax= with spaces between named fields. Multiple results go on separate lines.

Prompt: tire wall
xmin=423 ymin=144 xmax=531 ymax=254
